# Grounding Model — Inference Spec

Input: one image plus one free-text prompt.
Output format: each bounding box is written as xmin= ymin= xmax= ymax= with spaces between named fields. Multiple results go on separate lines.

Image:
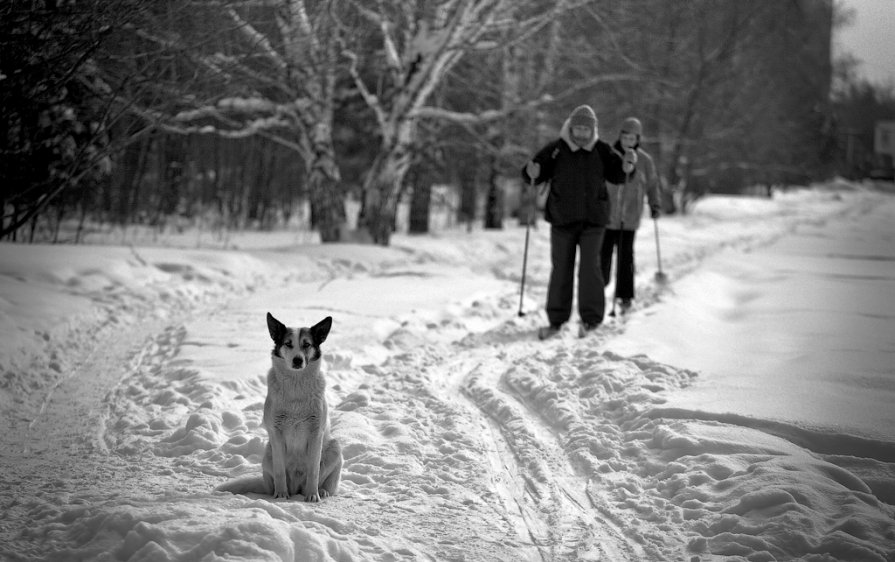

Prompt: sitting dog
xmin=262 ymin=312 xmax=342 ymax=501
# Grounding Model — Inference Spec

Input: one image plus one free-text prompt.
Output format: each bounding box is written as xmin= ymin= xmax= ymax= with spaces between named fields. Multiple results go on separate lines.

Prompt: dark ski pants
xmin=600 ymin=228 xmax=637 ymax=300
xmin=546 ymin=223 xmax=606 ymax=326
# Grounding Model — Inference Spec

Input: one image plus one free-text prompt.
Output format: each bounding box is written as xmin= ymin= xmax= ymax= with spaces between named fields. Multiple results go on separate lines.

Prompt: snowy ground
xmin=1 ymin=180 xmax=893 ymax=561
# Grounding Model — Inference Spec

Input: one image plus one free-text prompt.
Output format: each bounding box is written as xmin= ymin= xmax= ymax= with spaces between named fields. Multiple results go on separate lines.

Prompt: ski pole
xmin=653 ymin=217 xmax=667 ymax=283
xmin=517 ymin=176 xmax=534 ymax=317
xmin=608 ymin=226 xmax=621 ymax=318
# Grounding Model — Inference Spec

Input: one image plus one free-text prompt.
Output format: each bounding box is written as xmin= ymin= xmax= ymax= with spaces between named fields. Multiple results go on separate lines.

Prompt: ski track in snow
xmin=2 ymin=186 xmax=894 ymax=561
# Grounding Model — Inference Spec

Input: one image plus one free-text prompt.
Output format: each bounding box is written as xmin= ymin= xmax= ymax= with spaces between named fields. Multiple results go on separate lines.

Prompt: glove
xmin=650 ymin=207 xmax=660 ymax=219
xmin=623 ymin=149 xmax=637 ymax=173
xmin=526 ymin=160 xmax=540 ymax=181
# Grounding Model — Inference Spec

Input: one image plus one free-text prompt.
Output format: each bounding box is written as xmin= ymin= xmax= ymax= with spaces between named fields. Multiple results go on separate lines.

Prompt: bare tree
xmin=610 ymin=0 xmax=834 ymax=203
xmin=339 ymin=0 xmax=586 ymax=244
xmin=117 ymin=0 xmax=347 ymax=240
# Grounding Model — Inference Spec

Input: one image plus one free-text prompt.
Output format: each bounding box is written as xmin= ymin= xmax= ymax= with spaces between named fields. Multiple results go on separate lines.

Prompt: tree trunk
xmin=308 ymin=174 xmax=344 ymax=242
xmin=483 ymin=159 xmax=503 ymax=230
xmin=459 ymin=173 xmax=477 ymax=231
xmin=518 ymin=180 xmax=537 ymax=227
xmin=130 ymin=135 xmax=152 ymax=224
xmin=359 ymin=133 xmax=413 ymax=246
xmin=359 ymin=169 xmax=400 ymax=246
xmin=10 ymin=206 xmax=19 ymax=241
xmin=408 ymin=168 xmax=431 ymax=234
xmin=306 ymin=137 xmax=345 ymax=242
xmin=75 ymin=199 xmax=89 ymax=243
xmin=155 ymin=135 xmax=184 ymax=224
xmin=115 ymin=134 xmax=146 ymax=224
xmin=232 ymin=148 xmax=250 ymax=229
xmin=52 ymin=201 xmax=64 ymax=243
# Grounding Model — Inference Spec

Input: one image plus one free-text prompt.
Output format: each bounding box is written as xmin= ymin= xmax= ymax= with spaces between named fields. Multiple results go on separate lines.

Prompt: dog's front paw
xmin=273 ymin=488 xmax=290 ymax=500
xmin=305 ymin=492 xmax=321 ymax=503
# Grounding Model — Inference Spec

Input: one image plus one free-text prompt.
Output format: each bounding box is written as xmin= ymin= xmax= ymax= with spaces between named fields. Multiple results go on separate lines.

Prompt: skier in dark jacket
xmin=521 ymin=105 xmax=634 ymax=339
xmin=601 ymin=117 xmax=662 ymax=315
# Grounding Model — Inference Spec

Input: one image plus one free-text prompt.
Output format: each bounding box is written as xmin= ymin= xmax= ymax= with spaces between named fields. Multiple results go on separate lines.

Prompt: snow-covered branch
xmin=205 ymin=53 xmax=294 ymax=98
xmin=189 ymin=0 xmax=277 ymax=6
xmin=131 ymin=103 xmax=308 ymax=157
xmin=287 ymin=0 xmax=320 ymax=53
xmin=411 ymin=93 xmax=555 ymax=124
xmin=342 ymin=49 xmax=387 ymax=131
xmin=225 ymin=7 xmax=288 ymax=73
xmin=173 ymin=97 xmax=281 ymax=121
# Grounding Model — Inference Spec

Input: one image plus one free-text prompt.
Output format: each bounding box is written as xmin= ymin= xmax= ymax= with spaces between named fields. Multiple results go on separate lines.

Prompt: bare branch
xmin=131 ymin=103 xmax=309 ymax=158
xmin=130 ymin=26 xmax=235 ymax=83
xmin=288 ymin=0 xmax=321 ymax=52
xmin=225 ymin=7 xmax=288 ymax=73
xmin=342 ymin=49 xmax=387 ymax=130
xmin=412 ymin=92 xmax=554 ymax=124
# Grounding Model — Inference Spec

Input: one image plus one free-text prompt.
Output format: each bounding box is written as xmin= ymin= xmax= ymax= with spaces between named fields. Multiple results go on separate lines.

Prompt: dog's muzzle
xmin=292 ymin=356 xmax=304 ymax=369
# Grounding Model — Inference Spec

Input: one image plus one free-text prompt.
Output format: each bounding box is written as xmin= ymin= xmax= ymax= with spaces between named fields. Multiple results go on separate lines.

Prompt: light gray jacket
xmin=606 ymin=144 xmax=661 ymax=230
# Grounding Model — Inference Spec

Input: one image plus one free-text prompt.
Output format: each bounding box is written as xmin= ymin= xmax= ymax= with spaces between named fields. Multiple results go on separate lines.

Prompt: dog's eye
xmin=284 ymin=341 xmax=293 ymax=348
xmin=301 ymin=341 xmax=311 ymax=349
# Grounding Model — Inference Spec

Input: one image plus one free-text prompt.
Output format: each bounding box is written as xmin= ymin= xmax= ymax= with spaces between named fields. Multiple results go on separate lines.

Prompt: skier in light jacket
xmin=600 ymin=117 xmax=662 ymax=315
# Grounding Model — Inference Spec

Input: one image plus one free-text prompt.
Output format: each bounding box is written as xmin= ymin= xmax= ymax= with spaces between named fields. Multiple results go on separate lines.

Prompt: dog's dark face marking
xmin=266 ymin=313 xmax=332 ymax=371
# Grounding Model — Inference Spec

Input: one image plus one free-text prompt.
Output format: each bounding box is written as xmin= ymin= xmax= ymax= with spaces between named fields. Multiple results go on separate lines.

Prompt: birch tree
xmin=339 ymin=0 xmax=576 ymax=244
xmin=122 ymin=0 xmax=347 ymax=241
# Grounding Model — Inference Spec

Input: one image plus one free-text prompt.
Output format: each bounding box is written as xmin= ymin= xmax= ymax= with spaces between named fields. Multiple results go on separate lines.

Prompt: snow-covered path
xmin=610 ymin=192 xmax=895 ymax=442
xmin=1 ymin=183 xmax=893 ymax=561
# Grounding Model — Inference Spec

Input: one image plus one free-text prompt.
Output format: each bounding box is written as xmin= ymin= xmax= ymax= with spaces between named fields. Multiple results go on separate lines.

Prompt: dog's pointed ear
xmin=311 ymin=316 xmax=332 ymax=345
xmin=267 ymin=312 xmax=287 ymax=344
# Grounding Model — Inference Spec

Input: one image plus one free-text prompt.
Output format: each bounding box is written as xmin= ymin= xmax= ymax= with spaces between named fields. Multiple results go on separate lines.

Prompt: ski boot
xmin=578 ymin=322 xmax=601 ymax=338
xmin=538 ymin=324 xmax=562 ymax=340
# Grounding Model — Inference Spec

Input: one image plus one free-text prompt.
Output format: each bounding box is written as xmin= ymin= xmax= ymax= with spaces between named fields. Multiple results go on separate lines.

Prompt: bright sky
xmin=836 ymin=0 xmax=895 ymax=85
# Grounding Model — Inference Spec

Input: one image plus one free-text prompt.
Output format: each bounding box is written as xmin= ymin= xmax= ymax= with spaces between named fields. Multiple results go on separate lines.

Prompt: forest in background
xmin=2 ymin=0 xmax=893 ymax=245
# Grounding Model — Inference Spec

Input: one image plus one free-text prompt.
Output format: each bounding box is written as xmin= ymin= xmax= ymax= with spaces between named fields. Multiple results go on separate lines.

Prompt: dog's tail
xmin=215 ymin=475 xmax=269 ymax=496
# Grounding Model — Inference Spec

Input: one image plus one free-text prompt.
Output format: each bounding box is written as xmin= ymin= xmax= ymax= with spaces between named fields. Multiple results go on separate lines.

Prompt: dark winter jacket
xmin=521 ymin=120 xmax=627 ymax=227
xmin=606 ymin=140 xmax=661 ymax=230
